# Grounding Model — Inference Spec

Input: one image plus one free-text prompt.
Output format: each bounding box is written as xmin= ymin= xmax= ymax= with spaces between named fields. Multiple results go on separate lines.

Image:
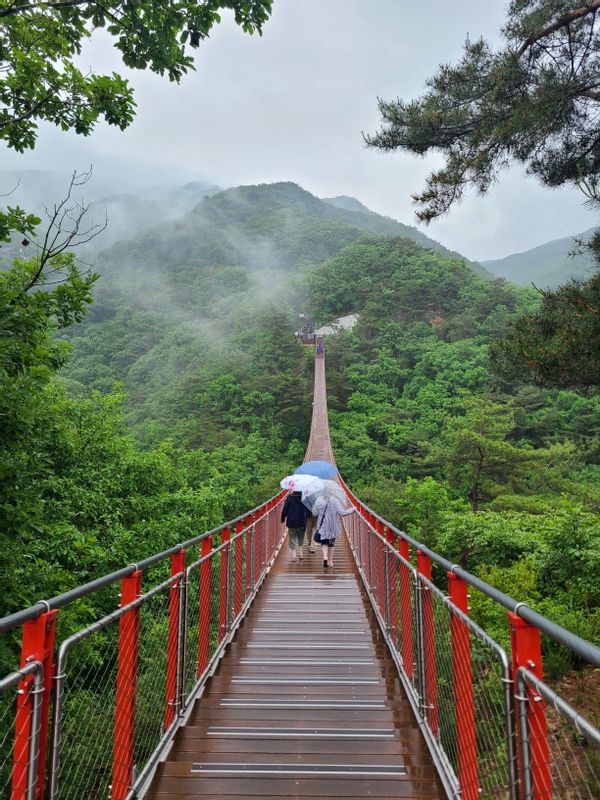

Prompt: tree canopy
xmin=0 ymin=0 xmax=272 ymax=152
xmin=366 ymin=0 xmax=600 ymax=222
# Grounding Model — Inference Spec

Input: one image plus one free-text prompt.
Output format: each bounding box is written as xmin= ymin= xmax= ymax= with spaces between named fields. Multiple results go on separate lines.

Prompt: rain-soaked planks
xmin=146 ymin=535 xmax=446 ymax=800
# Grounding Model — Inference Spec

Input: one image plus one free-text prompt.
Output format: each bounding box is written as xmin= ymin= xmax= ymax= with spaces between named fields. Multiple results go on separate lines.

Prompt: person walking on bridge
xmin=281 ymin=490 xmax=308 ymax=562
xmin=315 ymin=495 xmax=354 ymax=568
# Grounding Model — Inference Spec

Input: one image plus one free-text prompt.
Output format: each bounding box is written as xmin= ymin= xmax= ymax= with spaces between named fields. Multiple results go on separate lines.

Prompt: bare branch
xmin=23 ymin=167 xmax=107 ymax=292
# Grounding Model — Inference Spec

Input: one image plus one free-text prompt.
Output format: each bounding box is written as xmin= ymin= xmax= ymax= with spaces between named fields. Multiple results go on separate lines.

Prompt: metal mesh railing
xmin=51 ymin=624 xmax=119 ymax=800
xmin=422 ymin=575 xmax=516 ymax=800
xmin=50 ymin=574 xmax=178 ymax=800
xmin=183 ymin=541 xmax=224 ymax=703
xmin=517 ymin=668 xmax=600 ymax=800
xmin=346 ymin=516 xmax=519 ymax=800
xmin=0 ymin=663 xmax=42 ymax=800
xmin=134 ymin=584 xmax=172 ymax=778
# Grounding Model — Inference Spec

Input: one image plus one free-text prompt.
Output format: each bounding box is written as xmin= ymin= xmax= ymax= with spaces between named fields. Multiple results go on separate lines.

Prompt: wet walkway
xmin=147 ymin=352 xmax=445 ymax=799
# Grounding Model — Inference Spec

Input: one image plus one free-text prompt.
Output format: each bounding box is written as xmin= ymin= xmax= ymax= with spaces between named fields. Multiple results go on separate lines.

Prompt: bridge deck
xmin=148 ymin=538 xmax=445 ymax=799
xmin=146 ymin=353 xmax=445 ymax=799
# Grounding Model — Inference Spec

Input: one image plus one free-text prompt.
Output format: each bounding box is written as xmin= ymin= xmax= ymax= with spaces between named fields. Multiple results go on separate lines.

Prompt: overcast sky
xmin=3 ymin=0 xmax=597 ymax=261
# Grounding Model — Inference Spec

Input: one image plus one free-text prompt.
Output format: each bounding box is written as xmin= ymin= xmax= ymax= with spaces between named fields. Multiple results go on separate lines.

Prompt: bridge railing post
xmin=234 ymin=519 xmax=244 ymax=619
xmin=508 ymin=613 xmax=551 ymax=799
xmin=386 ymin=529 xmax=398 ymax=642
xmin=13 ymin=609 xmax=57 ymax=800
xmin=398 ymin=538 xmax=414 ymax=683
xmin=416 ymin=550 xmax=439 ymax=737
xmin=112 ymin=570 xmax=142 ymax=800
xmin=197 ymin=536 xmax=212 ymax=678
xmin=448 ymin=572 xmax=479 ymax=800
xmin=219 ymin=527 xmax=230 ymax=641
xmin=367 ymin=515 xmax=373 ymax=592
xmin=165 ymin=550 xmax=185 ymax=729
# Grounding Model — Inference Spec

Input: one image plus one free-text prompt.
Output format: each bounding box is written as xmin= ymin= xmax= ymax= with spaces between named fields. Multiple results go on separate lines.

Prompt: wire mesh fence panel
xmin=183 ymin=547 xmax=222 ymax=704
xmin=427 ymin=583 xmax=457 ymax=775
xmin=133 ymin=583 xmax=171 ymax=776
xmin=53 ymin=625 xmax=119 ymax=800
xmin=0 ymin=664 xmax=42 ymax=800
xmin=421 ymin=579 xmax=514 ymax=800
xmin=372 ymin=534 xmax=386 ymax=620
xmin=471 ymin=636 xmax=512 ymax=800
xmin=519 ymin=669 xmax=600 ymax=800
xmin=0 ymin=677 xmax=17 ymax=800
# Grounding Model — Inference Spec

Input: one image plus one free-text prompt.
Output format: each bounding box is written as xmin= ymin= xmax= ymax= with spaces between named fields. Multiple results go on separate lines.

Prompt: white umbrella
xmin=303 ymin=479 xmax=347 ymax=512
xmin=280 ymin=473 xmax=325 ymax=497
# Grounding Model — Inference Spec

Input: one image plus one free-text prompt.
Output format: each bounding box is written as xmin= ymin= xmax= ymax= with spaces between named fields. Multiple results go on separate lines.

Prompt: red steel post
xmin=13 ymin=609 xmax=57 ymax=800
xmin=386 ymin=529 xmax=398 ymax=641
xmin=218 ymin=527 xmax=230 ymax=641
xmin=417 ymin=550 xmax=439 ymax=736
xmin=165 ymin=550 xmax=185 ymax=729
xmin=508 ymin=612 xmax=552 ymax=799
xmin=375 ymin=519 xmax=386 ymax=619
xmin=398 ymin=538 xmax=414 ymax=681
xmin=112 ymin=570 xmax=142 ymax=800
xmin=245 ymin=514 xmax=255 ymax=598
xmin=197 ymin=536 xmax=213 ymax=677
xmin=448 ymin=572 xmax=479 ymax=800
xmin=234 ymin=519 xmax=244 ymax=617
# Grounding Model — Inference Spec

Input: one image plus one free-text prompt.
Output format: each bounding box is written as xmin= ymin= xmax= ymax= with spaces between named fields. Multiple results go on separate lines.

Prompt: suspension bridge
xmin=1 ymin=347 xmax=600 ymax=800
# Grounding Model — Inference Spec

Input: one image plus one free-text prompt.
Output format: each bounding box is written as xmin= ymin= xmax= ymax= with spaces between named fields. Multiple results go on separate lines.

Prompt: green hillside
xmin=483 ymin=227 xmax=598 ymax=288
xmin=61 ymin=181 xmax=485 ymax=444
xmin=3 ymin=182 xmax=599 ymax=674
xmin=305 ymin=236 xmax=600 ymax=664
xmin=322 ymin=194 xmax=490 ymax=277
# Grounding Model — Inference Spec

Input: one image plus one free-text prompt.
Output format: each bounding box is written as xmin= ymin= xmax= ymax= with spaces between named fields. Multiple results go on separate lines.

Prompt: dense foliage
xmin=306 ymin=237 xmax=600 ymax=670
xmin=490 ymin=272 xmax=600 ymax=388
xmin=1 ymin=181 xmax=599 ymax=682
xmin=0 ymin=247 xmax=304 ymax=671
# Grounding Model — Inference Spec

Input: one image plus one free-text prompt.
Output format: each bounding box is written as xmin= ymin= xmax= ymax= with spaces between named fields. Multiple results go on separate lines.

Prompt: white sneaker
xmin=298 ymin=548 xmax=304 ymax=560
xmin=291 ymin=552 xmax=297 ymax=562
xmin=309 ymin=545 xmax=316 ymax=553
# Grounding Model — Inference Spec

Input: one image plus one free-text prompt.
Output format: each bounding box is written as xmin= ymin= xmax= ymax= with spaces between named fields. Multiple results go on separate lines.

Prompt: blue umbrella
xmin=295 ymin=460 xmax=337 ymax=480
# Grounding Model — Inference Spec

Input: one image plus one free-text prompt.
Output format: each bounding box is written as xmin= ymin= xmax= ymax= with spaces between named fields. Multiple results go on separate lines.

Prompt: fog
xmin=2 ymin=0 xmax=597 ymax=262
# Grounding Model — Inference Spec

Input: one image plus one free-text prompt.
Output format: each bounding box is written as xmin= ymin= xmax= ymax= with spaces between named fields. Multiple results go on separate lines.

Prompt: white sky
xmin=2 ymin=0 xmax=597 ymax=261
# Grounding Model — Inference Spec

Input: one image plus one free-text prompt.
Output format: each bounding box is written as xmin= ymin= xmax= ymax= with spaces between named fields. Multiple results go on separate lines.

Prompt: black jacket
xmin=281 ymin=492 xmax=308 ymax=528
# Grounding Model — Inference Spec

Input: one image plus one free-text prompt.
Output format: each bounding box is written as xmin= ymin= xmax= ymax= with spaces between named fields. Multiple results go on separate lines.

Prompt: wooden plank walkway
xmin=147 ymin=537 xmax=445 ymax=799
xmin=146 ymin=351 xmax=445 ymax=799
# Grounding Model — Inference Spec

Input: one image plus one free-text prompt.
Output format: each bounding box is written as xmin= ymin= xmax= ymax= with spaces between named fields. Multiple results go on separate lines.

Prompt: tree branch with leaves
xmin=0 ymin=0 xmax=272 ymax=152
xmin=366 ymin=0 xmax=600 ymax=222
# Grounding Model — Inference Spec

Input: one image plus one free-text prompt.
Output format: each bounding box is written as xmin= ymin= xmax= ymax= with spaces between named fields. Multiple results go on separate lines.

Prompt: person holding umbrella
xmin=315 ymin=493 xmax=355 ymax=569
xmin=281 ymin=490 xmax=309 ymax=562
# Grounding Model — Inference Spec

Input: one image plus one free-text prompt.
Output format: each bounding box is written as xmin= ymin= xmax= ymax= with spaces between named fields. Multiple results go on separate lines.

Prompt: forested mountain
xmin=322 ymin=193 xmax=490 ymax=277
xmin=305 ymin=237 xmax=599 ymax=667
xmin=3 ymin=178 xmax=599 ymax=675
xmin=60 ymin=181 xmax=484 ymax=444
xmin=484 ymin=227 xmax=597 ymax=288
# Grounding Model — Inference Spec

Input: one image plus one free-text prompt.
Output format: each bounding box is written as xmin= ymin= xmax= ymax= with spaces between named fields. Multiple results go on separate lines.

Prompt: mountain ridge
xmin=483 ymin=226 xmax=598 ymax=288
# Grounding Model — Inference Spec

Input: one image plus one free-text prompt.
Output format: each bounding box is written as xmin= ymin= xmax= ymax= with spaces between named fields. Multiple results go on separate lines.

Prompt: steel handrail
xmin=0 ymin=490 xmax=286 ymax=634
xmin=339 ymin=478 xmax=600 ymax=667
